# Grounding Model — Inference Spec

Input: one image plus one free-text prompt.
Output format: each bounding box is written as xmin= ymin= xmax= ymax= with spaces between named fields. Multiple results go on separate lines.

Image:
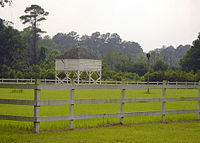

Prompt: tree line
xmin=0 ymin=4 xmax=200 ymax=81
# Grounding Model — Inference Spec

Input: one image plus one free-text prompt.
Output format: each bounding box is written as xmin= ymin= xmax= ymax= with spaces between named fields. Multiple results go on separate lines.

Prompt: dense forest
xmin=0 ymin=4 xmax=200 ymax=82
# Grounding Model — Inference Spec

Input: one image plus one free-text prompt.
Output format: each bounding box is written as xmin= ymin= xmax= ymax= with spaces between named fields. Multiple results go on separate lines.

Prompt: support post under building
xmin=55 ymin=46 xmax=102 ymax=84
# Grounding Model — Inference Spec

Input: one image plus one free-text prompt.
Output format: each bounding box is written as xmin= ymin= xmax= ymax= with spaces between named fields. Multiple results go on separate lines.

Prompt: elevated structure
xmin=55 ymin=47 xmax=102 ymax=84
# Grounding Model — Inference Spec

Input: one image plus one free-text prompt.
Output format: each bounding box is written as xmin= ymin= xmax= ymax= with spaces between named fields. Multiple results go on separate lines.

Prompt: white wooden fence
xmin=0 ymin=78 xmax=200 ymax=85
xmin=0 ymin=79 xmax=200 ymax=133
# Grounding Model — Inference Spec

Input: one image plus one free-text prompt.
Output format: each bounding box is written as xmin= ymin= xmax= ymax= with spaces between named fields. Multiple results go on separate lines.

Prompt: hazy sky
xmin=1 ymin=0 xmax=200 ymax=52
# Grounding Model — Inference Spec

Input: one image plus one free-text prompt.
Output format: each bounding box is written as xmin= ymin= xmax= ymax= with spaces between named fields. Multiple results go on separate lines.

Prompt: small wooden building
xmin=55 ymin=47 xmax=102 ymax=84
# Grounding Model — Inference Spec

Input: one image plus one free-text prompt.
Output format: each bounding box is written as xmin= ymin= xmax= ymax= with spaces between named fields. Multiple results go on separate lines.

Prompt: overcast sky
xmin=1 ymin=0 xmax=200 ymax=52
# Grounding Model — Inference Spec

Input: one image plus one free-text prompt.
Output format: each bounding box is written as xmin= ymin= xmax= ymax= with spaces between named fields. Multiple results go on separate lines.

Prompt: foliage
xmin=102 ymin=70 xmax=144 ymax=81
xmin=52 ymin=31 xmax=143 ymax=62
xmin=102 ymin=49 xmax=147 ymax=76
xmin=0 ymin=19 xmax=29 ymax=72
xmin=0 ymin=13 xmax=199 ymax=81
xmin=20 ymin=4 xmax=49 ymax=65
xmin=150 ymin=45 xmax=190 ymax=67
xmin=152 ymin=60 xmax=168 ymax=71
xmin=39 ymin=35 xmax=58 ymax=53
xmin=0 ymin=64 xmax=15 ymax=78
xmin=0 ymin=19 xmax=58 ymax=79
xmin=19 ymin=5 xmax=49 ymax=29
xmin=52 ymin=32 xmax=79 ymax=53
xmin=180 ymin=33 xmax=200 ymax=72
xmin=38 ymin=46 xmax=47 ymax=63
xmin=0 ymin=0 xmax=12 ymax=7
xmin=146 ymin=70 xmax=200 ymax=82
xmin=40 ymin=49 xmax=61 ymax=70
xmin=102 ymin=49 xmax=127 ymax=71
xmin=131 ymin=62 xmax=147 ymax=76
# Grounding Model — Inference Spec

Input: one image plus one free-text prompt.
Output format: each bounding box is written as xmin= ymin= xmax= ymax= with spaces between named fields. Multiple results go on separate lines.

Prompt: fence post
xmin=34 ymin=79 xmax=40 ymax=133
xmin=69 ymin=89 xmax=75 ymax=129
xmin=120 ymin=89 xmax=125 ymax=124
xmin=162 ymin=80 xmax=167 ymax=122
xmin=198 ymin=81 xmax=200 ymax=120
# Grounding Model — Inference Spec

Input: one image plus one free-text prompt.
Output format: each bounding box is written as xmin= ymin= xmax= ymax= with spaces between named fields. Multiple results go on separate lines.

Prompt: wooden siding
xmin=55 ymin=59 xmax=102 ymax=71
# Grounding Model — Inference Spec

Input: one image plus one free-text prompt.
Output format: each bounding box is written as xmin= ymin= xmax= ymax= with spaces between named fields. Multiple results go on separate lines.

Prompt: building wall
xmin=55 ymin=59 xmax=102 ymax=71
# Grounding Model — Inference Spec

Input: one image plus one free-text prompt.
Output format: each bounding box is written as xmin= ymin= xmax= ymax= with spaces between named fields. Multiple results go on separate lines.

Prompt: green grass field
xmin=1 ymin=121 xmax=200 ymax=143
xmin=0 ymin=88 xmax=200 ymax=142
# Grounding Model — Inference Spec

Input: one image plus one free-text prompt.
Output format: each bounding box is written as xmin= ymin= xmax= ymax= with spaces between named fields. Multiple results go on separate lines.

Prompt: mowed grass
xmin=1 ymin=122 xmax=200 ymax=143
xmin=0 ymin=88 xmax=199 ymax=131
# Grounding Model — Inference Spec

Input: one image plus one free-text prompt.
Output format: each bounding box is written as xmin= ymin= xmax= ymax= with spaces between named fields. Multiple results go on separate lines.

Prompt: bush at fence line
xmin=145 ymin=71 xmax=166 ymax=82
xmin=144 ymin=70 xmax=200 ymax=82
xmin=16 ymin=71 xmax=23 ymax=78
xmin=11 ymin=89 xmax=23 ymax=93
xmin=195 ymin=70 xmax=200 ymax=81
xmin=40 ymin=69 xmax=55 ymax=79
xmin=102 ymin=70 xmax=144 ymax=81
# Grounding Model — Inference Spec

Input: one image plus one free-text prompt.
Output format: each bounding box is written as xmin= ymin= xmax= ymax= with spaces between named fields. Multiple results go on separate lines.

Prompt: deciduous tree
xmin=180 ymin=33 xmax=200 ymax=72
xmin=0 ymin=18 xmax=29 ymax=73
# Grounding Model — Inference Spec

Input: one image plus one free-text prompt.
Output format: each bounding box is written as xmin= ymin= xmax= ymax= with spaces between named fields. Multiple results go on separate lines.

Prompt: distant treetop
xmin=0 ymin=0 xmax=12 ymax=7
xmin=56 ymin=46 xmax=99 ymax=60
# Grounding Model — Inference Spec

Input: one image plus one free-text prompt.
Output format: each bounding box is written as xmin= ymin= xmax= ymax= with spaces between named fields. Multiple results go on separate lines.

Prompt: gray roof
xmin=56 ymin=47 xmax=98 ymax=59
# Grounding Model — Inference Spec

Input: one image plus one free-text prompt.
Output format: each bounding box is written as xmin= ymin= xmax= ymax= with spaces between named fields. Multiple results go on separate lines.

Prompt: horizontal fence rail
xmin=0 ymin=79 xmax=200 ymax=133
xmin=37 ymin=109 xmax=199 ymax=122
xmin=0 ymin=115 xmax=34 ymax=122
xmin=1 ymin=110 xmax=199 ymax=122
xmin=0 ymin=83 xmax=199 ymax=89
xmin=1 ymin=97 xmax=200 ymax=106
xmin=0 ymin=78 xmax=200 ymax=86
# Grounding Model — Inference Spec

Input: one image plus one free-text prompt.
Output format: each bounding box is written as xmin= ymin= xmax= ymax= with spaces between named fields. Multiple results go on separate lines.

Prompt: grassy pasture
xmin=1 ymin=88 xmax=200 ymax=143
xmin=0 ymin=88 xmax=198 ymax=131
xmin=1 ymin=121 xmax=200 ymax=143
